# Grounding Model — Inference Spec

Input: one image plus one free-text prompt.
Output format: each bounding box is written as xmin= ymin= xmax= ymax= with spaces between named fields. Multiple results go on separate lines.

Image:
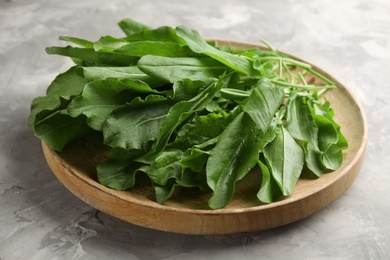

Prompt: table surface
xmin=1 ymin=0 xmax=389 ymax=259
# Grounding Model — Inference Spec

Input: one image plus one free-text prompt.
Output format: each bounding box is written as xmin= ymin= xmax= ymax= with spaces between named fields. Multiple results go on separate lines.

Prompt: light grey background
xmin=1 ymin=0 xmax=389 ymax=259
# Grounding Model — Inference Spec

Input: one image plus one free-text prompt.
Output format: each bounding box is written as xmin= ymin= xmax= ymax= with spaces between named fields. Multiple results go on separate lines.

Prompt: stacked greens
xmin=28 ymin=18 xmax=348 ymax=209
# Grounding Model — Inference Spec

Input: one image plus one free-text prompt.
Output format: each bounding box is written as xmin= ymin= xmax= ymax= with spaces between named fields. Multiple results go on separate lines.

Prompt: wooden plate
xmin=42 ymin=40 xmax=368 ymax=235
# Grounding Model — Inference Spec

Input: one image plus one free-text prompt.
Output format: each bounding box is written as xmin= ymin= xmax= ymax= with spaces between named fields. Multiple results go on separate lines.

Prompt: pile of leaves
xmin=28 ymin=18 xmax=348 ymax=209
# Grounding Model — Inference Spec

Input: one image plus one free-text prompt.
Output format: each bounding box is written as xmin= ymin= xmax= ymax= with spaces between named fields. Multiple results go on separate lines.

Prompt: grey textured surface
xmin=1 ymin=0 xmax=389 ymax=259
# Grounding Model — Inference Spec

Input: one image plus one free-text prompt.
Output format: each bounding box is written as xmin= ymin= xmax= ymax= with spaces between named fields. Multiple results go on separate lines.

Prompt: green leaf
xmin=176 ymin=26 xmax=259 ymax=77
xmin=34 ymin=111 xmax=92 ymax=152
xmin=256 ymin=156 xmax=283 ymax=203
xmin=83 ymin=66 xmax=142 ymax=80
xmin=172 ymin=78 xmax=206 ymax=101
xmin=118 ymin=18 xmax=152 ymax=36
xmin=145 ymin=149 xmax=184 ymax=185
xmin=103 ymin=101 xmax=171 ymax=150
xmin=176 ymin=169 xmax=210 ymax=193
xmin=206 ymin=112 xmax=263 ymax=209
xmin=97 ymin=148 xmax=147 ymax=190
xmin=95 ymin=25 xmax=190 ymax=55
xmin=154 ymin=179 xmax=176 ymax=205
xmin=263 ymin=126 xmax=304 ymax=196
xmin=82 ymin=66 xmax=162 ymax=87
xmin=59 ymin=36 xmax=94 ymax=48
xmin=285 ymin=95 xmax=324 ymax=177
xmin=93 ymin=36 xmax=130 ymax=51
xmin=154 ymin=76 xmax=227 ymax=152
xmin=125 ymin=26 xmax=185 ymax=44
xmin=114 ymin=41 xmax=192 ymax=57
xmin=137 ymin=55 xmax=228 ymax=83
xmin=310 ymin=100 xmax=348 ymax=170
xmin=219 ymin=88 xmax=250 ymax=103
xmin=193 ymin=136 xmax=219 ymax=150
xmin=127 ymin=94 xmax=168 ymax=107
xmin=27 ymin=66 xmax=87 ymax=129
xmin=143 ymin=149 xmax=187 ymax=204
xmin=170 ymin=111 xmax=233 ymax=149
xmin=67 ymin=78 xmax=160 ymax=131
xmin=242 ymin=78 xmax=284 ymax=133
xmin=45 ymin=46 xmax=137 ymax=66
xmin=179 ymin=147 xmax=209 ymax=173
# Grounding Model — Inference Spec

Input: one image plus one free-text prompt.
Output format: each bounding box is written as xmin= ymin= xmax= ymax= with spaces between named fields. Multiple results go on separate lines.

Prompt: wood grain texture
xmin=41 ymin=40 xmax=368 ymax=235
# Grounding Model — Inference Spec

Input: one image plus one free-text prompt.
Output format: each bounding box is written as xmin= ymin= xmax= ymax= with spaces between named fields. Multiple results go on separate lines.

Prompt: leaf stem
xmin=306 ymin=68 xmax=334 ymax=85
xmin=271 ymin=80 xmax=336 ymax=90
xmin=282 ymin=62 xmax=294 ymax=83
xmin=298 ymin=72 xmax=307 ymax=85
xmin=256 ymin=56 xmax=312 ymax=70
xmin=279 ymin=59 xmax=283 ymax=78
xmin=260 ymin=39 xmax=277 ymax=52
xmin=220 ymin=88 xmax=250 ymax=98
